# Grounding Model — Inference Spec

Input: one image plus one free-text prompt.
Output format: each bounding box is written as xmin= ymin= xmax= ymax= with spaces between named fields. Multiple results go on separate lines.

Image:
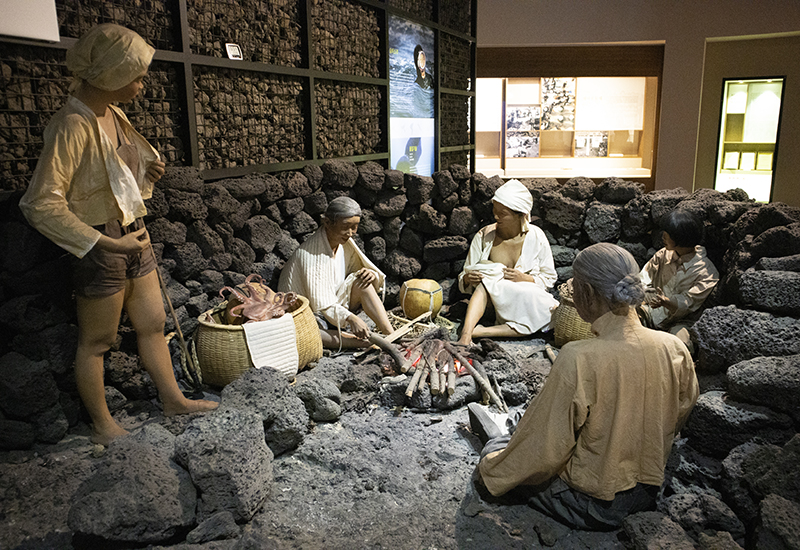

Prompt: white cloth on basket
xmin=242 ymin=314 xmax=299 ymax=378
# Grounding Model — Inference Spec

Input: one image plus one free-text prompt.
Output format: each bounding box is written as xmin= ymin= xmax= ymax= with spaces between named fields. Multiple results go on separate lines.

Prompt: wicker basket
xmin=553 ymin=280 xmax=595 ymax=347
xmin=195 ymin=295 xmax=322 ymax=387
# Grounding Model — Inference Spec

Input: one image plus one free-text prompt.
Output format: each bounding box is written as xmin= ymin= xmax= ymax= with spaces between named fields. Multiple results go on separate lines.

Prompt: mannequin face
xmin=662 ymin=231 xmax=678 ymax=251
xmin=112 ymin=71 xmax=147 ymax=103
xmin=324 ymin=216 xmax=360 ymax=249
xmin=573 ymin=276 xmax=610 ymax=324
xmin=417 ymin=51 xmax=426 ymax=73
xmin=493 ymin=202 xmax=524 ymax=237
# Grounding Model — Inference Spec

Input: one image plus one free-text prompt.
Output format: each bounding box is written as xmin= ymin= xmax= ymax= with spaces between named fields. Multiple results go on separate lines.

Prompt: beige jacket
xmin=640 ymin=246 xmax=720 ymax=327
xmin=19 ymin=96 xmax=159 ymax=258
xmin=479 ymin=309 xmax=698 ymax=500
xmin=278 ymin=227 xmax=385 ymax=328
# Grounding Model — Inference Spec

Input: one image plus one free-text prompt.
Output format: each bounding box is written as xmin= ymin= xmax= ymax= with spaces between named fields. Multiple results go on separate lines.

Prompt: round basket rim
xmin=198 ymin=294 xmax=310 ymax=329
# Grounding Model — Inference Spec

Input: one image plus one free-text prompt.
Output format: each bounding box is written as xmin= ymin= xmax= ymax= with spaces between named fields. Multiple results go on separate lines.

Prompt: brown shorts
xmin=72 ymin=218 xmax=156 ymax=299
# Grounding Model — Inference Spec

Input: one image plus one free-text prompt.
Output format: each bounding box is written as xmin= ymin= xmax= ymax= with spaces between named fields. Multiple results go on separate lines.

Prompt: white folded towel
xmin=242 ymin=314 xmax=299 ymax=378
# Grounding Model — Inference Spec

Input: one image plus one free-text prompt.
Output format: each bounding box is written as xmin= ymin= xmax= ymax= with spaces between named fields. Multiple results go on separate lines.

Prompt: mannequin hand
xmin=97 ymin=227 xmax=150 ymax=254
xmin=502 ymin=267 xmax=531 ymax=283
xmin=347 ymin=314 xmax=370 ymax=340
xmin=354 ymin=268 xmax=376 ymax=288
xmin=463 ymin=271 xmax=483 ymax=286
xmin=146 ymin=160 xmax=166 ymax=184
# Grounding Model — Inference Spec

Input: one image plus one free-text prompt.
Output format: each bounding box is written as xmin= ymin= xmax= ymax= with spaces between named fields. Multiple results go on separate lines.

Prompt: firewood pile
xmin=360 ymin=324 xmax=508 ymax=412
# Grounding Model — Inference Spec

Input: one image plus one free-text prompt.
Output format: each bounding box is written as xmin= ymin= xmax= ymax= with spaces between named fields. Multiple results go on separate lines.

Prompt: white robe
xmin=278 ymin=227 xmax=385 ymax=329
xmin=459 ymin=223 xmax=559 ymax=335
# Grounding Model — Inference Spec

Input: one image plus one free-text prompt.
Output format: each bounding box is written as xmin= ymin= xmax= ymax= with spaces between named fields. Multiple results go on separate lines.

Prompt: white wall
xmin=476 ymin=1 xmax=800 ymax=195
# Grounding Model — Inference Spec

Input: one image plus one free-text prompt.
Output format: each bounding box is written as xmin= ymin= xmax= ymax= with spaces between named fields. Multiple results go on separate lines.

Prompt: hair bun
xmin=612 ymin=274 xmax=645 ymax=306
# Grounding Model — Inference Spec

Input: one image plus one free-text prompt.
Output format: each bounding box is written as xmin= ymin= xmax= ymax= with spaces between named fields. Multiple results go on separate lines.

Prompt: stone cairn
xmin=0 ymin=163 xmax=799 ymax=547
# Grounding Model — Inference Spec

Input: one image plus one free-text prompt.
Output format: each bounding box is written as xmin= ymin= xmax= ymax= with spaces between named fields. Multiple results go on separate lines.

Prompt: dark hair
xmin=662 ymin=209 xmax=704 ymax=248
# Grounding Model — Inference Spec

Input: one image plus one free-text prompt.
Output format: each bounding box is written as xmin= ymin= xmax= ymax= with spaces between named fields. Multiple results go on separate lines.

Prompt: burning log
xmin=367 ymin=332 xmax=410 ymax=372
xmin=443 ymin=342 xmax=507 ymax=412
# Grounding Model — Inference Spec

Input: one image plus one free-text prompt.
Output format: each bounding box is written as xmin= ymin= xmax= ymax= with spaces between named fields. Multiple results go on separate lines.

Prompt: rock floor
xmin=0 ymin=339 xmax=630 ymax=550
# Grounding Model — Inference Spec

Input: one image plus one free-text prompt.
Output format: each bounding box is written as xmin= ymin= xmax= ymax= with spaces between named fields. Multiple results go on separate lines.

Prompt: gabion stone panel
xmin=56 ymin=0 xmax=178 ymax=51
xmin=440 ymin=33 xmax=472 ymax=91
xmin=441 ymin=150 xmax=470 ymax=171
xmin=441 ymin=93 xmax=470 ymax=148
xmin=439 ymin=0 xmax=473 ymax=36
xmin=315 ymin=80 xmax=384 ymax=159
xmin=194 ymin=67 xmax=306 ymax=170
xmin=187 ymin=0 xmax=303 ymax=67
xmin=388 ymin=0 xmax=434 ymax=22
xmin=125 ymin=61 xmax=186 ymax=165
xmin=312 ymin=0 xmax=381 ymax=78
xmin=0 ymin=46 xmax=70 ymax=191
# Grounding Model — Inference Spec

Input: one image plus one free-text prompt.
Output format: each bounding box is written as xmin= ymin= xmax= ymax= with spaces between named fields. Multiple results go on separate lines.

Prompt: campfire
xmin=359 ymin=319 xmax=508 ymax=412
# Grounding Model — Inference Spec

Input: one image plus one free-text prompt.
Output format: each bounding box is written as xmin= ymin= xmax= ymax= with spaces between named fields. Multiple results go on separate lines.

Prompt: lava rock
xmin=423 ymin=236 xmax=470 ymax=263
xmin=241 ymin=216 xmax=282 ymax=255
xmin=68 ymin=429 xmax=197 ymax=544
xmin=595 ymin=177 xmax=644 ymax=204
xmin=683 ymin=391 xmax=794 ymax=458
xmin=691 ymin=306 xmax=800 ymax=373
xmin=660 ymin=492 xmax=745 ymax=543
xmin=220 ymin=367 xmax=309 ymax=456
xmin=187 ymin=220 xmax=226 ymax=257
xmin=294 ymin=378 xmax=342 ymax=422
xmin=166 ymin=189 xmax=208 ymax=222
xmin=157 ymin=166 xmax=204 ymax=193
xmin=185 ymin=510 xmax=241 ymax=544
xmin=0 ymin=418 xmax=35 ymax=450
xmin=727 ymin=354 xmax=800 ymax=421
xmin=622 ymin=511 xmax=695 ymax=549
xmin=175 ymin=408 xmax=273 ymax=522
xmin=406 ymin=174 xmax=435 ymax=204
xmin=321 ymin=159 xmax=359 ymax=188
xmin=583 ymin=202 xmax=622 ymax=243
xmin=218 ymin=174 xmax=268 ymax=201
xmin=383 ymin=249 xmax=422 ymax=279
xmin=356 ymin=161 xmax=385 ymax=193
xmin=0 ymin=352 xmax=59 ymax=418
xmin=540 ymin=191 xmax=586 ymax=231
xmin=754 ymin=494 xmax=800 ymax=550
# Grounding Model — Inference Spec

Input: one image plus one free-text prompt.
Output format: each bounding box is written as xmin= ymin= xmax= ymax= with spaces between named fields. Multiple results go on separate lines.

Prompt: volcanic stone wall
xmin=2 ymin=161 xmax=799 ymax=451
xmin=0 ymin=0 xmax=475 ymax=186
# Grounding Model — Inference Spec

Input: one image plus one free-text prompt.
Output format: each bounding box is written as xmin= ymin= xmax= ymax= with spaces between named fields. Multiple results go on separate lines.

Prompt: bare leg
xmin=458 ymin=283 xmax=490 ymax=345
xmin=472 ymin=323 xmax=524 ymax=339
xmin=124 ymin=271 xmax=217 ymax=416
xmin=319 ymin=329 xmax=370 ymax=349
xmin=350 ymin=283 xmax=393 ymax=335
xmin=75 ymin=291 xmax=130 ymax=446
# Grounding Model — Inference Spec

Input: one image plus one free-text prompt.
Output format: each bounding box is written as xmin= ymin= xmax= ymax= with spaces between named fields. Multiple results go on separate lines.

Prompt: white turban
xmin=66 ymin=24 xmax=154 ymax=93
xmin=493 ymin=179 xmax=533 ymax=231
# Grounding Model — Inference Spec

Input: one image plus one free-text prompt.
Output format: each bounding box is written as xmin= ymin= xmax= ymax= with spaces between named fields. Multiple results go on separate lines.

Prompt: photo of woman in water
xmin=413 ymin=44 xmax=433 ymax=90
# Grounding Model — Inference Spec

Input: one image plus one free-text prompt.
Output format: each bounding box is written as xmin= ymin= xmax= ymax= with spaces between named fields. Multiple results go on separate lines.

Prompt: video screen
xmin=389 ymin=15 xmax=435 ymax=177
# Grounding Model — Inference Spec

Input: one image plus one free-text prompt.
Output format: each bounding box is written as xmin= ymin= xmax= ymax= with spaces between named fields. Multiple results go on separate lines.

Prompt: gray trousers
xmin=481 ymin=436 xmax=658 ymax=531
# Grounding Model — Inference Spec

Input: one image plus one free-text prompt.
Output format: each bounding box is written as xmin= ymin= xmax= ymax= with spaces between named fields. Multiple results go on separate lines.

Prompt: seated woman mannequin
xmin=457 ymin=179 xmax=559 ymax=345
xmin=639 ymin=209 xmax=719 ymax=349
xmin=278 ymin=197 xmax=393 ymax=349
xmin=472 ymin=243 xmax=699 ymax=531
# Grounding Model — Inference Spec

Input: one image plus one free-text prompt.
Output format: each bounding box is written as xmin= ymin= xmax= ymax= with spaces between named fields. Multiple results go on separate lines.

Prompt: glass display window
xmin=475 ymin=76 xmax=658 ymax=178
xmin=714 ymin=78 xmax=784 ymax=202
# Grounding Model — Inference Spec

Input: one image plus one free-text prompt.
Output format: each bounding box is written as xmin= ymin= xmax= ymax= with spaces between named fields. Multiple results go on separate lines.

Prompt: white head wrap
xmin=492 ymin=179 xmax=533 ymax=232
xmin=66 ymin=24 xmax=155 ymax=93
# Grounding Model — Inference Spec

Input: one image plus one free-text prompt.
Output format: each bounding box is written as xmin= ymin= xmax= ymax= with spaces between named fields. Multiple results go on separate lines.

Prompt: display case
xmin=475 ymin=76 xmax=658 ymax=178
xmin=714 ymin=78 xmax=783 ymax=202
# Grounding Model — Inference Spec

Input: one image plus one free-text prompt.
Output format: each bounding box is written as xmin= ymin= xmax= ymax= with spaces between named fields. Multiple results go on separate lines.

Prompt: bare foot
xmin=90 ymin=423 xmax=129 ymax=446
xmin=163 ymin=398 xmax=219 ymax=417
xmin=457 ymin=334 xmax=472 ymax=346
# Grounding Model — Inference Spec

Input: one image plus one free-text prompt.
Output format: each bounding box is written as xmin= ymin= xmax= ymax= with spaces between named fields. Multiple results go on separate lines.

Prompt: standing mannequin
xmin=19 ymin=24 xmax=217 ymax=445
